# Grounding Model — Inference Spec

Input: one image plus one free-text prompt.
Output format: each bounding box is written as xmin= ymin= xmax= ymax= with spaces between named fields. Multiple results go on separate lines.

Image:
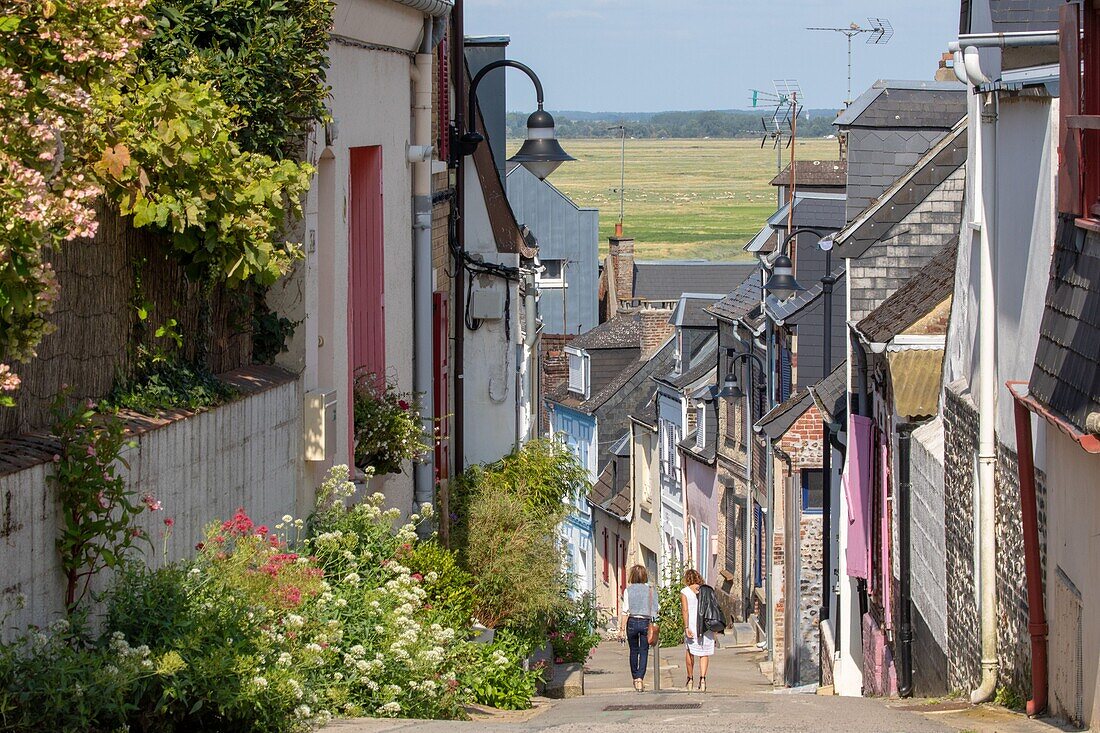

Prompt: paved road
xmin=326 ymin=638 xmax=1076 ymax=733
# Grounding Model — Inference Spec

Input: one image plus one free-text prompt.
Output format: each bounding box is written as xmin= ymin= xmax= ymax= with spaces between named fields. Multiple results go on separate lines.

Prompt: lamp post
xmin=761 ymin=226 xmax=837 ymax=670
xmin=719 ymin=347 xmax=766 ymax=621
xmin=461 ymin=59 xmax=574 ymax=180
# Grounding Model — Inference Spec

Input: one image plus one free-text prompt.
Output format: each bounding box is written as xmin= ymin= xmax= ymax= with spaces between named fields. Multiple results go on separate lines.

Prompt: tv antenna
xmin=750 ymin=80 xmax=803 ymax=204
xmin=607 ymin=125 xmax=627 ymax=229
xmin=807 ymin=18 xmax=893 ymax=107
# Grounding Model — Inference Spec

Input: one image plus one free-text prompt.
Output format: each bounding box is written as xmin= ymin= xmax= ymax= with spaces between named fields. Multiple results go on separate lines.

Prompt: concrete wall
xmin=631 ymin=421 xmax=663 ymax=586
xmin=1041 ymin=435 xmax=1100 ymax=727
xmin=909 ymin=416 xmax=949 ymax=695
xmin=0 ymin=371 xmax=302 ymax=636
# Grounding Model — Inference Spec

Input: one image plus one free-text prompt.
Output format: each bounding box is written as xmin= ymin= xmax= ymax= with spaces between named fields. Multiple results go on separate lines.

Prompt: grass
xmin=507 ymin=137 xmax=840 ymax=261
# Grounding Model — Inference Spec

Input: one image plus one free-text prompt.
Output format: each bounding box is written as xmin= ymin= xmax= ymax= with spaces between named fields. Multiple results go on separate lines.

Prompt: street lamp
xmin=462 ymin=59 xmax=574 ymax=180
xmin=763 ymin=227 xmax=834 ymax=301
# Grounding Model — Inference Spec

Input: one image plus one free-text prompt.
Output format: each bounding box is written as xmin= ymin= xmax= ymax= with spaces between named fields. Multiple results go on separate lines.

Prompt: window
xmin=566 ymin=347 xmax=588 ymax=397
xmin=801 ymin=468 xmax=824 ymax=513
xmin=753 ymin=502 xmax=764 ymax=588
xmin=699 ymin=524 xmax=711 ymax=581
xmin=538 ymin=258 xmax=566 ymax=287
xmin=695 ymin=405 xmax=706 ymax=449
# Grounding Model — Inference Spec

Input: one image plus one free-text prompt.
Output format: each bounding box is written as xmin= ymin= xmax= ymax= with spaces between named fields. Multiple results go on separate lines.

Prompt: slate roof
xmin=770 ymin=160 xmax=847 ymax=188
xmin=633 ymin=261 xmax=757 ymax=302
xmin=627 ymin=340 xmax=678 ymax=428
xmin=660 ymin=334 xmax=718 ymax=390
xmin=672 ymin=295 xmax=725 ymax=328
xmin=808 ymin=363 xmax=847 ymax=426
xmin=791 ymin=193 xmax=848 ymax=230
xmin=569 ymin=312 xmax=643 ymax=350
xmin=856 ymin=242 xmax=957 ymax=343
xmin=835 ymin=123 xmax=968 ymax=259
xmin=982 ymin=0 xmax=1062 ymax=33
xmin=707 ymin=274 xmax=762 ymax=324
xmin=588 ymin=451 xmax=631 ymax=520
xmin=680 ymin=407 xmax=718 ymax=464
xmin=1028 ymin=221 xmax=1100 ymax=434
xmin=768 ymin=267 xmax=847 ymax=325
xmin=756 ymin=388 xmax=814 ymax=440
xmin=834 ymin=80 xmax=966 ymax=130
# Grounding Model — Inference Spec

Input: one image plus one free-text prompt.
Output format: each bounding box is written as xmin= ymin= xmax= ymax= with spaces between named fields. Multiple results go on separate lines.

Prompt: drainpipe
xmin=1012 ymin=390 xmax=1048 ymax=716
xmin=765 ymin=316 xmax=775 ymax=663
xmin=517 ymin=271 xmax=537 ymax=444
xmin=412 ymin=18 xmax=436 ymax=518
xmin=452 ymin=1 xmax=466 ymax=472
xmin=964 ymin=45 xmax=1000 ymax=706
xmin=897 ymin=423 xmax=916 ymax=698
xmin=850 ymin=329 xmax=870 ymax=418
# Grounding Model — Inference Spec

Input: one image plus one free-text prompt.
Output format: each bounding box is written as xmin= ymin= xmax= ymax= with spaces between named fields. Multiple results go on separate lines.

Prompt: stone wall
xmin=943 ymin=381 xmax=1047 ymax=699
xmin=910 ymin=417 xmax=949 ymax=695
xmin=0 ymin=368 xmax=303 ymax=636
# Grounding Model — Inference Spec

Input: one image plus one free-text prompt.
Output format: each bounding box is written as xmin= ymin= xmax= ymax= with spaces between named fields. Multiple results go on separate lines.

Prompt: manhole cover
xmin=603 ymin=703 xmax=703 ymax=711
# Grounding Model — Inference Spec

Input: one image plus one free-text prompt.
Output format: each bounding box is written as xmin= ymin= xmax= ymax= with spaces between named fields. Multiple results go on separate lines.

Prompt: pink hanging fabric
xmin=844 ymin=414 xmax=874 ymax=579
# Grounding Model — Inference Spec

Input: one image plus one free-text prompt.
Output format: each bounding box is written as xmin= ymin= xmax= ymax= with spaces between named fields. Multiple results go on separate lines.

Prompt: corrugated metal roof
xmin=856 ymin=242 xmax=957 ymax=343
xmin=887 ymin=349 xmax=945 ymax=420
xmin=770 ymin=160 xmax=847 ymax=188
xmin=1028 ymin=221 xmax=1100 ymax=435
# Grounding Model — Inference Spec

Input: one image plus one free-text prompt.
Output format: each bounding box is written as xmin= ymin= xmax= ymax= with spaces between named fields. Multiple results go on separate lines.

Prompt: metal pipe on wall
xmin=452 ymin=0 xmax=466 ymax=472
xmin=1012 ymin=391 xmax=1048 ymax=716
xmin=412 ymin=17 xmax=436 ymax=519
xmin=897 ymin=423 xmax=915 ymax=698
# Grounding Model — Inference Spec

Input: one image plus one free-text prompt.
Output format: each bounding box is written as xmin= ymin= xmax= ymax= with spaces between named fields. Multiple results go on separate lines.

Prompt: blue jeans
xmin=626 ymin=617 xmax=651 ymax=680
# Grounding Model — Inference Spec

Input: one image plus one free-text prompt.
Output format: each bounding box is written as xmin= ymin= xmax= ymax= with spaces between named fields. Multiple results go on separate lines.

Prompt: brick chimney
xmin=934 ymin=52 xmax=956 ymax=82
xmin=639 ymin=305 xmax=675 ymax=358
xmin=608 ymin=235 xmax=635 ymax=303
xmin=539 ymin=333 xmax=575 ymax=431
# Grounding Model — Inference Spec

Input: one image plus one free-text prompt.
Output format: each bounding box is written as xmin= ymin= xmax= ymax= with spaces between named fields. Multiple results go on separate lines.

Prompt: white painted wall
xmin=0 ymin=380 xmax=302 ymax=637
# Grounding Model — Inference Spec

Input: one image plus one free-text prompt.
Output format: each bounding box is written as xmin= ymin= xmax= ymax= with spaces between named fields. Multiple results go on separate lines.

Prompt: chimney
xmin=934 ymin=52 xmax=956 ymax=82
xmin=608 ymin=235 xmax=635 ymax=303
xmin=639 ymin=304 xmax=675 ymax=358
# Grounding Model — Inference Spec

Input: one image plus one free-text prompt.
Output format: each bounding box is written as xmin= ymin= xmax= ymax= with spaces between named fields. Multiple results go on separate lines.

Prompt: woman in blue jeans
xmin=616 ymin=565 xmax=659 ymax=691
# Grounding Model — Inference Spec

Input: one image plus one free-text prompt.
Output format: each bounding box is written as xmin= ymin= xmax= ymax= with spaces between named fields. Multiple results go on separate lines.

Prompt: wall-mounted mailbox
xmin=304 ymin=389 xmax=337 ymax=461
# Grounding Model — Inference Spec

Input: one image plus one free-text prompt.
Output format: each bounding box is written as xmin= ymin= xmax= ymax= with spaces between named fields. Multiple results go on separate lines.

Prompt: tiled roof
xmin=836 ymin=123 xmax=968 ymax=259
xmin=633 ymin=261 xmax=757 ymax=301
xmin=887 ymin=349 xmax=945 ymax=420
xmin=756 ymin=388 xmax=814 ymax=440
xmin=856 ymin=242 xmax=957 ymax=343
xmin=834 ymin=80 xmax=966 ymax=129
xmin=627 ymin=340 xmax=677 ymax=427
xmin=770 ymin=160 xmax=847 ymax=188
xmin=808 ymin=363 xmax=847 ymax=426
xmin=1028 ymin=221 xmax=1100 ymax=434
xmin=570 ymin=312 xmax=643 ymax=350
xmin=792 ymin=194 xmax=848 ymax=230
xmin=587 ymin=453 xmax=631 ymax=520
xmin=660 ymin=334 xmax=718 ymax=389
xmin=707 ymin=274 xmax=762 ymax=324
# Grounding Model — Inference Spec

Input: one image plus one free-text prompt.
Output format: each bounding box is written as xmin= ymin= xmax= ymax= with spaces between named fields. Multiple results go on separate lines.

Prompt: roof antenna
xmin=806 ymin=18 xmax=893 ymax=107
xmin=749 ymin=80 xmax=802 ymax=207
xmin=607 ymin=124 xmax=627 ymax=236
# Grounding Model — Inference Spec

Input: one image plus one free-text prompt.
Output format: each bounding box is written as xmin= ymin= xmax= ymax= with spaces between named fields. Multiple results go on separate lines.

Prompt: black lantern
xmin=508 ymin=108 xmax=575 ymax=180
xmin=764 ymin=253 xmax=804 ymax=302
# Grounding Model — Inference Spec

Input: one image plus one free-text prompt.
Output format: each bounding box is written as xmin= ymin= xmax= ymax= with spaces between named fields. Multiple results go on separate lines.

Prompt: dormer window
xmin=566 ymin=346 xmax=589 ymax=398
xmin=539 ymin=258 xmax=566 ymax=287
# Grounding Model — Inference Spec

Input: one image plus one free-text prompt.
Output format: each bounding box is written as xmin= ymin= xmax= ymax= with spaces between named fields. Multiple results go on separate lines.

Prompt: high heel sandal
xmin=699 ymin=676 xmax=707 ymax=693
xmin=685 ymin=676 xmax=694 ymax=691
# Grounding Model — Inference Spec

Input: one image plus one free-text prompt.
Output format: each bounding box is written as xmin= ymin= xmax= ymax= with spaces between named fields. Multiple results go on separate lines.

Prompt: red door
xmin=348 ymin=147 xmax=385 ymax=459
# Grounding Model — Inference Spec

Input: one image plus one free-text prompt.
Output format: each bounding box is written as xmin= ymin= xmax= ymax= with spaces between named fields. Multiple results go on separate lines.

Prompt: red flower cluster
xmin=260 ymin=552 xmax=300 ymax=577
xmin=222 ymin=507 xmax=254 ymax=536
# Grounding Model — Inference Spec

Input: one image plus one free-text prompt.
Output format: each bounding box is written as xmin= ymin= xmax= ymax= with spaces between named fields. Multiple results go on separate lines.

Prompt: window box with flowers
xmin=352 ymin=371 xmax=429 ymax=475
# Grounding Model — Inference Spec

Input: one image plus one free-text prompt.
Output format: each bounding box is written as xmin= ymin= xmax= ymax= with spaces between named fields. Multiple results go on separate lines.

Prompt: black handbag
xmin=696 ymin=584 xmax=726 ymax=633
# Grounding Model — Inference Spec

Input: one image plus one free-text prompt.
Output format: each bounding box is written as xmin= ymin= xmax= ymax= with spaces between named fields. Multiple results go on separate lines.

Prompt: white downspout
xmin=411 ymin=18 xmax=436 ymax=516
xmin=517 ymin=271 xmax=537 ymax=444
xmin=961 ymin=44 xmax=999 ymax=705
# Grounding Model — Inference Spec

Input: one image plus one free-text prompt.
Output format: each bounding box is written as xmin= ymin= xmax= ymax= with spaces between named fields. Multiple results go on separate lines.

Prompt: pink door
xmin=348 ymin=147 xmax=385 ymax=460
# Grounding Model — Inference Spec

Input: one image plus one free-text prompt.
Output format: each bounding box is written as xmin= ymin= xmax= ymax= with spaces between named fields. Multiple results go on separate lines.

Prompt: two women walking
xmin=617 ymin=566 xmax=722 ymax=693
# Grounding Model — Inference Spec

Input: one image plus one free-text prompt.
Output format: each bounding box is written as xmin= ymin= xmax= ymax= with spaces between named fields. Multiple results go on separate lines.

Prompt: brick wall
xmin=539 ymin=334 xmax=574 ymax=433
xmin=943 ymin=381 xmax=1047 ymax=699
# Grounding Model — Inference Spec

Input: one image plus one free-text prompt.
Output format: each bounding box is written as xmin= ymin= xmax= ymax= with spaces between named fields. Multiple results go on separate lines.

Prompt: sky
xmin=464 ymin=0 xmax=961 ymax=113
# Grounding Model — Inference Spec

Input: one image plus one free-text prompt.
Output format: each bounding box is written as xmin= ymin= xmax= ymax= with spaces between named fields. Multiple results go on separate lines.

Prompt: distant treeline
xmin=506 ymin=109 xmax=841 ymax=140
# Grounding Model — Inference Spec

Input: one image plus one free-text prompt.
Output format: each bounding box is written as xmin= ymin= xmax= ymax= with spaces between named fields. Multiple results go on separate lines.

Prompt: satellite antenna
xmin=807 ymin=18 xmax=893 ymax=107
xmin=607 ymin=125 xmax=627 ymax=231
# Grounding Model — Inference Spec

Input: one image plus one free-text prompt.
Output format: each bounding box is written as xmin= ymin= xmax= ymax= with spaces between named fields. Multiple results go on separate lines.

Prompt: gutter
xmin=391 ymin=0 xmax=454 ymax=18
xmin=1008 ymin=381 xmax=1100 ymax=454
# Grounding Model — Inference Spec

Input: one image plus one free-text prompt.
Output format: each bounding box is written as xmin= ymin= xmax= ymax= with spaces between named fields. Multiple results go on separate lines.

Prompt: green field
xmin=507 ymin=137 xmax=840 ymax=261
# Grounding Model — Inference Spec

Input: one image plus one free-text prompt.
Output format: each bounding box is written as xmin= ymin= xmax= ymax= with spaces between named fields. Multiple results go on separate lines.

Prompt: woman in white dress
xmin=680 ymin=568 xmax=714 ymax=691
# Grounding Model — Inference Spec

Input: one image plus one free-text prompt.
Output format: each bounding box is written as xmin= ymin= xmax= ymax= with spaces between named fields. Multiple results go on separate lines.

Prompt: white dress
xmin=681 ymin=586 xmax=715 ymax=656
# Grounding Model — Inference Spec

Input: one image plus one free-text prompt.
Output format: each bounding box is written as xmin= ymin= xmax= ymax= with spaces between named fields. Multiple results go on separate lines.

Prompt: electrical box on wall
xmin=469 ymin=281 xmax=505 ymax=320
xmin=304 ymin=389 xmax=337 ymax=461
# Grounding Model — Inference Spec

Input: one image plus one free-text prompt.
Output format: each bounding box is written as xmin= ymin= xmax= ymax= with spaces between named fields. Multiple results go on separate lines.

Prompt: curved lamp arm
xmin=468 ymin=59 xmax=545 ymax=125
xmin=777 ymin=227 xmax=829 ymax=257
xmin=726 ymin=348 xmax=765 ymax=373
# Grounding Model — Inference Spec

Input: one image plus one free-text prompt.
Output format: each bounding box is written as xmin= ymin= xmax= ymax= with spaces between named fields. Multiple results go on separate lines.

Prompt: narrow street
xmin=326 ymin=637 xmax=1075 ymax=733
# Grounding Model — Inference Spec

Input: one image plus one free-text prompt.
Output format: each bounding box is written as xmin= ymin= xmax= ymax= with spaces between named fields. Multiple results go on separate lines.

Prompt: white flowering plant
xmin=351 ymin=371 xmax=429 ymax=475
